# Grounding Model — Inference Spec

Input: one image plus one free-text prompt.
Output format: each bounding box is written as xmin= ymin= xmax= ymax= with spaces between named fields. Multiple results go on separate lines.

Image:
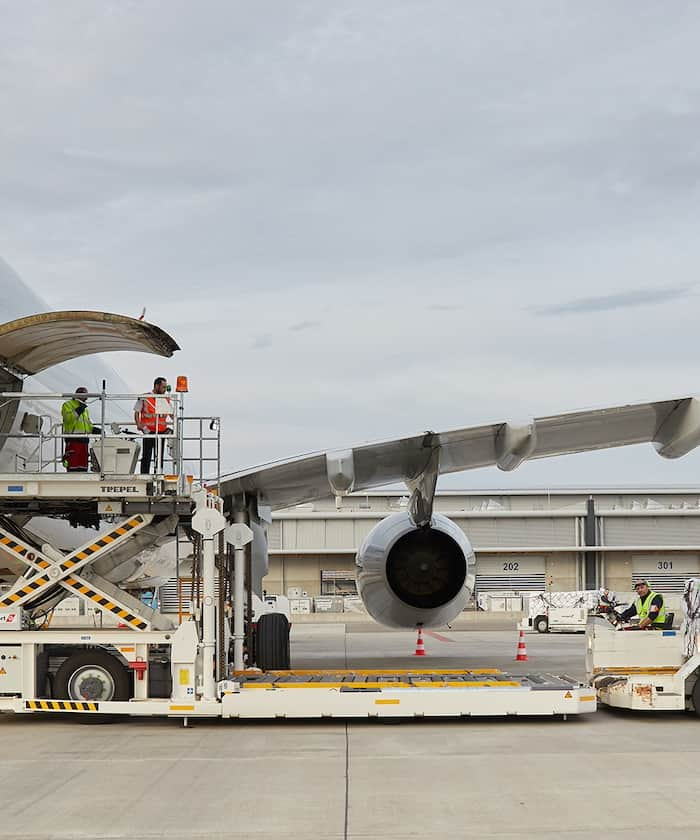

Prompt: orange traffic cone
xmin=414 ymin=626 xmax=426 ymax=656
xmin=515 ymin=629 xmax=528 ymax=662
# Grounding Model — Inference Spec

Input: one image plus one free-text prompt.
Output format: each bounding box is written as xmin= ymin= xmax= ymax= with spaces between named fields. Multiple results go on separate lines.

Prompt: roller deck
xmin=218 ymin=668 xmax=596 ymax=719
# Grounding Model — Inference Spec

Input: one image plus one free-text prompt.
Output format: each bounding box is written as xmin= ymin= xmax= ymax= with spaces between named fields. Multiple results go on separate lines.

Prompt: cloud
xmin=289 ymin=319 xmax=321 ymax=332
xmin=533 ymin=286 xmax=693 ymax=316
xmin=250 ymin=334 xmax=273 ymax=350
xmin=3 ymin=4 xmax=700 ymax=487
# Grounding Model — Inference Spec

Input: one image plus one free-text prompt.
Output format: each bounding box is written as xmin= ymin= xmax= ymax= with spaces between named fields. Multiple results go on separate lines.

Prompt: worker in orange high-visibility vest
xmin=134 ymin=376 xmax=173 ymax=474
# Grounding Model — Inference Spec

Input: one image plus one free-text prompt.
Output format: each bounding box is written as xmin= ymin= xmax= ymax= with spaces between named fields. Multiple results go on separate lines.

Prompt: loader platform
xmin=0 ymin=667 xmax=596 ymax=720
xmin=216 ymin=668 xmax=596 ymax=719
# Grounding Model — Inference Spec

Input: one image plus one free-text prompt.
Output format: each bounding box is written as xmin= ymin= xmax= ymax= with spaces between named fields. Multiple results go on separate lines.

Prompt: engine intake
xmin=356 ymin=512 xmax=474 ymax=628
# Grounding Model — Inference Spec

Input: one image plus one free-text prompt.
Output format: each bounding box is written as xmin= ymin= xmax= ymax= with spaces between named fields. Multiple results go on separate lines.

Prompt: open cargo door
xmin=0 ymin=310 xmax=179 ymax=376
xmin=0 ymin=310 xmax=179 ymax=455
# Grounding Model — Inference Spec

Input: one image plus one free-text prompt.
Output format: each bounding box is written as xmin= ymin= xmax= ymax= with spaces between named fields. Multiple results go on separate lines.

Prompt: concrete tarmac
xmin=0 ymin=626 xmax=698 ymax=839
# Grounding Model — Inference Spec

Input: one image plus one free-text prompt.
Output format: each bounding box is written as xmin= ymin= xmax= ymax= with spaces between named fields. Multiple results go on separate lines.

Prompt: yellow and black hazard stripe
xmin=0 ymin=517 xmax=146 ymax=609
xmin=0 ymin=573 xmax=52 ymax=607
xmin=0 ymin=534 xmax=48 ymax=564
xmin=63 ymin=577 xmax=149 ymax=629
xmin=25 ymin=700 xmax=99 ymax=712
xmin=59 ymin=515 xmax=145 ymax=571
xmin=0 ymin=533 xmax=53 ymax=607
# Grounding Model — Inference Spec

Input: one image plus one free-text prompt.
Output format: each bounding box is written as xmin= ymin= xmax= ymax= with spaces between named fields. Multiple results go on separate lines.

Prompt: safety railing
xmin=0 ymin=389 xmax=221 ymax=494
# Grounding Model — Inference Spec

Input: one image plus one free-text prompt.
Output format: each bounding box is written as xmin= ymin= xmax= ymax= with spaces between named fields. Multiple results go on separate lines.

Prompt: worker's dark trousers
xmin=140 ymin=432 xmax=167 ymax=474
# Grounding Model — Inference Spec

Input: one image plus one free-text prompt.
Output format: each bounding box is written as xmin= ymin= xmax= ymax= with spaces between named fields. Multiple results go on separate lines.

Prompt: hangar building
xmin=263 ymin=488 xmax=700 ymax=598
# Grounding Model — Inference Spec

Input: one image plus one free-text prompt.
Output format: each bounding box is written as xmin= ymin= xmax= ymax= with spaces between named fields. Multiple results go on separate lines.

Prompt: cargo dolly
xmin=222 ymin=669 xmax=596 ymax=719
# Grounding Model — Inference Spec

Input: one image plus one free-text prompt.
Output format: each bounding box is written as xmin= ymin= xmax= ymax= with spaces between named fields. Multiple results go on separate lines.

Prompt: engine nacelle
xmin=356 ymin=512 xmax=475 ymax=628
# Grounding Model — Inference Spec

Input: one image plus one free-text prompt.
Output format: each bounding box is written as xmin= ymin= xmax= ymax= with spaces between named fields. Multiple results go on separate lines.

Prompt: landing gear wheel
xmin=534 ymin=616 xmax=549 ymax=634
xmin=255 ymin=613 xmax=291 ymax=671
xmin=54 ymin=650 xmax=129 ymax=722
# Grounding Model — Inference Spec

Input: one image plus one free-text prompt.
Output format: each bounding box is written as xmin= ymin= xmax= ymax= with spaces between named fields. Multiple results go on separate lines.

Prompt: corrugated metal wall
xmin=267 ymin=520 xmax=281 ymax=550
xmin=454 ymin=517 xmax=576 ymax=547
xmin=273 ymin=518 xmax=384 ymax=551
xmin=326 ymin=520 xmax=354 ymax=549
xmin=605 ymin=517 xmax=700 ymax=545
xmin=273 ymin=515 xmax=577 ymax=551
xmin=297 ymin=520 xmax=326 ymax=550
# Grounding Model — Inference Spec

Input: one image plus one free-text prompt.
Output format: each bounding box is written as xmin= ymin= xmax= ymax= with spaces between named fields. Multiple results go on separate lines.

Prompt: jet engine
xmin=356 ymin=512 xmax=475 ymax=628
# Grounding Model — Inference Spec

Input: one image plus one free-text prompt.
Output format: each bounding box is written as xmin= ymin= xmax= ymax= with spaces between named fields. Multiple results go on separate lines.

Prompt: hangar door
xmin=475 ymin=556 xmax=545 ymax=593
xmin=632 ymin=555 xmax=700 ymax=594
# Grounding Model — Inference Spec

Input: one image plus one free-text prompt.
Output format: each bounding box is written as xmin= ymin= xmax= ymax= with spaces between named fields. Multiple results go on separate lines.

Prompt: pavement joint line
xmin=0 ymin=755 xmax=349 ymax=763
xmin=4 ymin=628 xmax=699 ymax=839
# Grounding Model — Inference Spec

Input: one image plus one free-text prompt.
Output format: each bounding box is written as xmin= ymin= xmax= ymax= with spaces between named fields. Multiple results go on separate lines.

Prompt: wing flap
xmin=221 ymin=453 xmax=329 ymax=510
xmin=531 ymin=400 xmax=678 ymax=459
xmin=433 ymin=424 xmax=502 ymax=475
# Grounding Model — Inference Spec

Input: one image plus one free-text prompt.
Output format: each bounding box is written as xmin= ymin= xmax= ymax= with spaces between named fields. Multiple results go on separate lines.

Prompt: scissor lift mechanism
xmin=0 ymin=512 xmax=161 ymax=630
xmin=0 ymin=476 xmax=596 ymax=721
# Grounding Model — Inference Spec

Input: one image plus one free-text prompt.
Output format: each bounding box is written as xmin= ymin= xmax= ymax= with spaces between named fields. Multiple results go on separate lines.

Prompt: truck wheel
xmin=691 ymin=674 xmax=700 ymax=717
xmin=255 ymin=613 xmax=290 ymax=671
xmin=534 ymin=616 xmax=549 ymax=633
xmin=54 ymin=650 xmax=130 ymax=703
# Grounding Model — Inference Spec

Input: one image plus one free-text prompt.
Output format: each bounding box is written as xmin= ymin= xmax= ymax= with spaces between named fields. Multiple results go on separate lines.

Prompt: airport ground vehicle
xmin=0 ymin=388 xmax=595 ymax=722
xmin=0 ymin=467 xmax=297 ymax=719
xmin=520 ymin=591 xmax=605 ymax=634
xmin=0 ymin=484 xmax=596 ymax=722
xmin=529 ymin=606 xmax=589 ymax=634
xmin=520 ymin=590 xmax=637 ymax=635
xmin=587 ymin=582 xmax=700 ymax=713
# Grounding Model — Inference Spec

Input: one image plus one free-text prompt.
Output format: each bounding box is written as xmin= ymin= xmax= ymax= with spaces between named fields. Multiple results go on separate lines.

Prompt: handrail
xmin=0 ymin=390 xmax=221 ymax=492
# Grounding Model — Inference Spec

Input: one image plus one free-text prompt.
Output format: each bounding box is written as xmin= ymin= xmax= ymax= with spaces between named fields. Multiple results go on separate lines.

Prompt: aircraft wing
xmin=218 ymin=395 xmax=700 ymax=510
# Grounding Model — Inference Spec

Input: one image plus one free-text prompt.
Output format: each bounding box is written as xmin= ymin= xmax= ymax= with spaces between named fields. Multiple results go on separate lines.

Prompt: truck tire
xmin=691 ymin=673 xmax=700 ymax=717
xmin=54 ymin=650 xmax=130 ymax=703
xmin=255 ymin=613 xmax=290 ymax=671
xmin=534 ymin=616 xmax=549 ymax=634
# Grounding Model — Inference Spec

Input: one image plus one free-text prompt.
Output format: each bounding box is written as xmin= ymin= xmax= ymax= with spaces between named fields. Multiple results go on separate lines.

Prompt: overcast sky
xmin=2 ymin=2 xmax=700 ymax=488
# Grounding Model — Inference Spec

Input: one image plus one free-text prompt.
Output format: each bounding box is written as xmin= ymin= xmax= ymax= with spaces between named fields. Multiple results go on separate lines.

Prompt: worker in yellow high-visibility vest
xmin=61 ymin=387 xmax=95 ymax=471
xmin=618 ymin=579 xmax=667 ymax=629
